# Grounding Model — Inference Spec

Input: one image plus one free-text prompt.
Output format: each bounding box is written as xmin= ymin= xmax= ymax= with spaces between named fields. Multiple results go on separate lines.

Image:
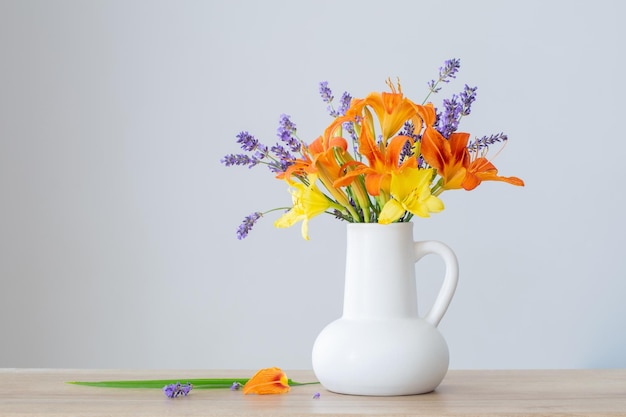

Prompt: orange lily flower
xmin=463 ymin=156 xmax=525 ymax=190
xmin=334 ymin=125 xmax=416 ymax=196
xmin=243 ymin=367 xmax=291 ymax=395
xmin=280 ymin=134 xmax=349 ymax=182
xmin=349 ymin=78 xmax=418 ymax=141
xmin=333 ymin=81 xmax=422 ymax=197
xmin=417 ymin=103 xmax=470 ymax=190
xmin=284 ymin=135 xmax=359 ymax=218
xmin=416 ymin=103 xmax=524 ymax=191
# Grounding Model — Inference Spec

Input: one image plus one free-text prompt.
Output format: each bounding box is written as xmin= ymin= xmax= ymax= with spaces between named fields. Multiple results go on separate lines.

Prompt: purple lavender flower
xmin=253 ymin=143 xmax=269 ymax=161
xmin=230 ymin=382 xmax=243 ymax=391
xmin=163 ymin=382 xmax=193 ymax=398
xmin=277 ymin=114 xmax=300 ymax=153
xmin=319 ymin=81 xmax=352 ymax=117
xmin=221 ymin=154 xmax=259 ymax=169
xmin=278 ymin=114 xmax=297 ymax=136
xmin=428 ymin=58 xmax=461 ymax=94
xmin=440 ymin=58 xmax=461 ymax=81
xmin=336 ymin=92 xmax=352 ymax=116
xmin=327 ymin=91 xmax=352 ymax=117
xmin=319 ymin=81 xmax=333 ymax=103
xmin=436 ymin=95 xmax=462 ymax=138
xmin=343 ymin=121 xmax=359 ymax=152
xmin=399 ymin=140 xmax=413 ymax=163
xmin=398 ymin=121 xmax=420 ymax=162
xmin=313 ymin=392 xmax=321 ymax=399
xmin=222 ymin=131 xmax=267 ymax=168
xmin=237 ymin=212 xmax=263 ymax=240
xmin=417 ymin=154 xmax=425 ymax=168
xmin=271 ymin=144 xmax=294 ymax=161
xmin=467 ymin=132 xmax=508 ymax=152
xmin=270 ymin=144 xmax=295 ymax=173
xmin=236 ymin=131 xmax=260 ymax=152
xmin=460 ymin=84 xmax=478 ymax=116
xmin=399 ymin=121 xmax=419 ymax=140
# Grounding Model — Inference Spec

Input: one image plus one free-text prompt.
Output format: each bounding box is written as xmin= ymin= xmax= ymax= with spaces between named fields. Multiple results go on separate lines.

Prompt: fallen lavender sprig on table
xmin=163 ymin=382 xmax=193 ymax=398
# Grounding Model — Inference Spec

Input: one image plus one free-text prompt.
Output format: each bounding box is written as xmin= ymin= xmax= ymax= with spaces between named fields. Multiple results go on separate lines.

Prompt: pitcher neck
xmin=342 ymin=222 xmax=419 ymax=319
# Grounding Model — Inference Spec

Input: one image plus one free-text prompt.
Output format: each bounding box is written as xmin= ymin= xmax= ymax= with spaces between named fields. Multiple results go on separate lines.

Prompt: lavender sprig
xmin=237 ymin=212 xmax=263 ymax=240
xmin=335 ymin=92 xmax=352 ymax=116
xmin=319 ymin=81 xmax=351 ymax=117
xmin=398 ymin=121 xmax=421 ymax=162
xmin=236 ymin=131 xmax=260 ymax=152
xmin=467 ymin=133 xmax=508 ymax=152
xmin=427 ymin=58 xmax=461 ymax=95
xmin=460 ymin=84 xmax=478 ymax=116
xmin=163 ymin=382 xmax=193 ymax=398
xmin=277 ymin=114 xmax=300 ymax=153
xmin=269 ymin=144 xmax=295 ymax=173
xmin=220 ymin=154 xmax=259 ymax=168
xmin=221 ymin=131 xmax=269 ymax=168
xmin=436 ymin=95 xmax=462 ymax=138
xmin=319 ymin=81 xmax=333 ymax=103
xmin=223 ymin=124 xmax=297 ymax=174
xmin=433 ymin=84 xmax=478 ymax=138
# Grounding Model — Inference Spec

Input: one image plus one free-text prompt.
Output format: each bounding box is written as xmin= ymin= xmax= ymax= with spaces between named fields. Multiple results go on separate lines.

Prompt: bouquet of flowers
xmin=222 ymin=59 xmax=524 ymax=240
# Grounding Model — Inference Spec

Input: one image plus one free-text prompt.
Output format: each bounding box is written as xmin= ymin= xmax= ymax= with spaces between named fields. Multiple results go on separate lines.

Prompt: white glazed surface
xmin=312 ymin=223 xmax=458 ymax=395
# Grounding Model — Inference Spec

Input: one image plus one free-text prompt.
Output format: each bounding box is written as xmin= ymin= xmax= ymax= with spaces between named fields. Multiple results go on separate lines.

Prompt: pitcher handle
xmin=414 ymin=240 xmax=459 ymax=327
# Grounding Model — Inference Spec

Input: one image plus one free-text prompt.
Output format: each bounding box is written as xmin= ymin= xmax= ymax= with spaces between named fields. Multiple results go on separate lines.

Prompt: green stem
xmin=431 ymin=177 xmax=445 ymax=197
xmin=67 ymin=378 xmax=319 ymax=390
xmin=263 ymin=207 xmax=291 ymax=215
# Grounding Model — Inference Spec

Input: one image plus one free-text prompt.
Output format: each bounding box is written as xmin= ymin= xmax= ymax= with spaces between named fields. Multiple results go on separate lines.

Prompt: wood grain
xmin=1 ymin=369 xmax=625 ymax=416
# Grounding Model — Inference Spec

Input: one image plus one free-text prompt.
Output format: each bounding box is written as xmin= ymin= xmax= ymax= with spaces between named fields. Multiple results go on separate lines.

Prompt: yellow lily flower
xmin=274 ymin=176 xmax=331 ymax=240
xmin=379 ymin=168 xmax=444 ymax=224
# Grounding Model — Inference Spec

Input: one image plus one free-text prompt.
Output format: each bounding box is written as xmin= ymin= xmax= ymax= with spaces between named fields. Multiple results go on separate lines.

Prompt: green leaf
xmin=67 ymin=378 xmax=318 ymax=389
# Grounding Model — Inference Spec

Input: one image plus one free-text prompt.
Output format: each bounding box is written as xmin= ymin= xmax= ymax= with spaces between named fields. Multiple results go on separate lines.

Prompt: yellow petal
xmin=300 ymin=218 xmax=310 ymax=241
xmin=378 ymin=199 xmax=406 ymax=224
xmin=274 ymin=177 xmax=330 ymax=240
xmin=425 ymin=195 xmax=444 ymax=213
xmin=274 ymin=208 xmax=302 ymax=229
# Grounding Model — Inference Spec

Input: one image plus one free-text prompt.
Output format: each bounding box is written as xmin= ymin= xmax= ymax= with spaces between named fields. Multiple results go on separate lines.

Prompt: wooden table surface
xmin=1 ymin=369 xmax=625 ymax=416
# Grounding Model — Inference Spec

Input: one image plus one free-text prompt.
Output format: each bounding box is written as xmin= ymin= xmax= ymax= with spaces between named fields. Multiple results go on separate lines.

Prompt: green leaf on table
xmin=67 ymin=377 xmax=318 ymax=389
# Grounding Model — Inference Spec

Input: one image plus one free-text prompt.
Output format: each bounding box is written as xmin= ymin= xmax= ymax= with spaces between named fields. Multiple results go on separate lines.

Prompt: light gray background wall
xmin=1 ymin=0 xmax=624 ymax=370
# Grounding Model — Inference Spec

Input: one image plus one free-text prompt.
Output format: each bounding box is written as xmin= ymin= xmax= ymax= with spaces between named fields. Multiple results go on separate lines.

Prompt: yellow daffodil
xmin=274 ymin=176 xmax=331 ymax=240
xmin=379 ymin=168 xmax=444 ymax=224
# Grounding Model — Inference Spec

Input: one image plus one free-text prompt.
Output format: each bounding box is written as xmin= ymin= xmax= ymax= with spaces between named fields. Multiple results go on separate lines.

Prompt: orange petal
xmin=332 ymin=162 xmax=369 ymax=188
xmin=420 ymin=126 xmax=450 ymax=174
xmin=365 ymin=172 xmax=389 ymax=196
xmin=414 ymin=103 xmax=438 ymax=127
xmin=243 ymin=367 xmax=291 ymax=395
xmin=463 ymin=157 xmax=525 ymax=190
xmin=448 ymin=132 xmax=471 ymax=160
xmin=386 ymin=135 xmax=413 ymax=168
xmin=308 ymin=136 xmax=325 ymax=155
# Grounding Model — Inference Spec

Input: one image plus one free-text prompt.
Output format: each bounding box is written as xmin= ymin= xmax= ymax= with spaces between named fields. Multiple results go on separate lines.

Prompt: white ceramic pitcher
xmin=311 ymin=222 xmax=459 ymax=396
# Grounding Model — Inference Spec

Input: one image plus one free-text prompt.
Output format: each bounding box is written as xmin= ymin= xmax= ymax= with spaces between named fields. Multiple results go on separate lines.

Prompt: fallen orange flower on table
xmin=243 ymin=367 xmax=291 ymax=395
